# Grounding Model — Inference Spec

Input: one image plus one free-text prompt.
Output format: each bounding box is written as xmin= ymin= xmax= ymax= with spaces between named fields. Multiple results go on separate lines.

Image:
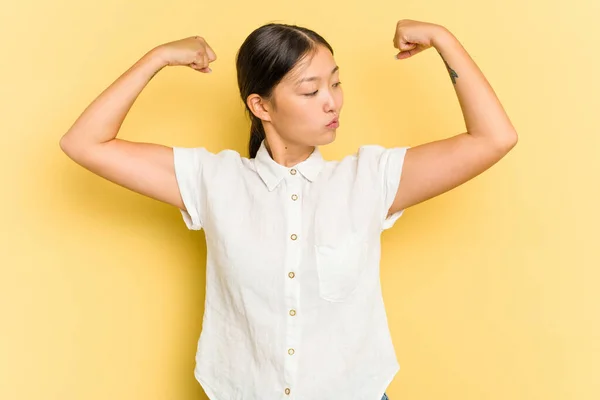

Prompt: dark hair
xmin=236 ymin=23 xmax=334 ymax=158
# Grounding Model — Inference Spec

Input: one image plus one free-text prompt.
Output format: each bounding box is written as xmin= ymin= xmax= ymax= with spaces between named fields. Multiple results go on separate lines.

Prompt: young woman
xmin=60 ymin=20 xmax=517 ymax=400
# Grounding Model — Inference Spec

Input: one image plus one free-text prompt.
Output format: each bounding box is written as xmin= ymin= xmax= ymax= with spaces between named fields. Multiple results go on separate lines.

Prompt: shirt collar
xmin=254 ymin=139 xmax=325 ymax=191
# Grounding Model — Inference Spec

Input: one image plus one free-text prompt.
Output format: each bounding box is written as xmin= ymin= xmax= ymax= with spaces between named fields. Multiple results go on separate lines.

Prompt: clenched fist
xmin=155 ymin=36 xmax=217 ymax=73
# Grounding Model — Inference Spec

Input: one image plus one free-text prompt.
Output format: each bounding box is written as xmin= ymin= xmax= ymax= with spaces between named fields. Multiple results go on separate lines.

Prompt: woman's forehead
xmin=284 ymin=49 xmax=339 ymax=86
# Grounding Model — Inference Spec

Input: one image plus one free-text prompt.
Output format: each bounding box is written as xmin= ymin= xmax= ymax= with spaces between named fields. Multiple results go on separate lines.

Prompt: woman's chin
xmin=318 ymin=131 xmax=336 ymax=145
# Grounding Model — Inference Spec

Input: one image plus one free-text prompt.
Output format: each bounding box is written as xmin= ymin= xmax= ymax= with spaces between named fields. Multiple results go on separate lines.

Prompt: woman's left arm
xmin=388 ymin=20 xmax=519 ymax=216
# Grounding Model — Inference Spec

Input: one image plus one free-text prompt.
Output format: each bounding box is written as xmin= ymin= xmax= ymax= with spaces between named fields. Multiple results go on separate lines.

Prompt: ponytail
xmin=248 ymin=115 xmax=266 ymax=158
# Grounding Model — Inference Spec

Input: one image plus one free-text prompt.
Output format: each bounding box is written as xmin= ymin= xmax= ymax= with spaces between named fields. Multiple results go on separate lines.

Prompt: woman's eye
xmin=304 ymin=82 xmax=342 ymax=97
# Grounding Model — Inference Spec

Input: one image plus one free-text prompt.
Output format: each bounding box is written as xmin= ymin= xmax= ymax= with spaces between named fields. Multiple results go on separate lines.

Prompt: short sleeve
xmin=172 ymin=146 xmax=213 ymax=231
xmin=357 ymin=144 xmax=411 ymax=231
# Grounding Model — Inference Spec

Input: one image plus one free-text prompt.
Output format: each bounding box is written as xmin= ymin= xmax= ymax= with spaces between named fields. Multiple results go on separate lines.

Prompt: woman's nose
xmin=323 ymin=90 xmax=338 ymax=112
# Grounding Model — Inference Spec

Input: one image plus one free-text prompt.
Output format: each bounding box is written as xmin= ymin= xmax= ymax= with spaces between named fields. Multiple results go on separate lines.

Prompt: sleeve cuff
xmin=382 ymin=146 xmax=410 ymax=231
xmin=173 ymin=147 xmax=203 ymax=231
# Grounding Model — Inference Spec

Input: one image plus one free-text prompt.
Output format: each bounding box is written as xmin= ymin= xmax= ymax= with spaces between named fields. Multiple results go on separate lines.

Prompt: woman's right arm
xmin=59 ymin=36 xmax=216 ymax=211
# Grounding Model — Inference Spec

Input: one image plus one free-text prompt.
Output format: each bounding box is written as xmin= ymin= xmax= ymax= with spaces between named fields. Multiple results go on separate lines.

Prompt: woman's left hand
xmin=393 ymin=19 xmax=447 ymax=60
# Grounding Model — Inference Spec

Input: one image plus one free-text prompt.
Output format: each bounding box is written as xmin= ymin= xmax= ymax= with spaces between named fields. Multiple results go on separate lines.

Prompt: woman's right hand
xmin=155 ymin=36 xmax=217 ymax=73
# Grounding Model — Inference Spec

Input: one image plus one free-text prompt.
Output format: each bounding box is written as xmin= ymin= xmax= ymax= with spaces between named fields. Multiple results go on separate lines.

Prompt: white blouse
xmin=173 ymin=138 xmax=409 ymax=400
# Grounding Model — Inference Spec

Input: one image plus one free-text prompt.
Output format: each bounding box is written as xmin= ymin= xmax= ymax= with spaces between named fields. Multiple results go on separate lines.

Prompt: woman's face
xmin=264 ymin=45 xmax=344 ymax=147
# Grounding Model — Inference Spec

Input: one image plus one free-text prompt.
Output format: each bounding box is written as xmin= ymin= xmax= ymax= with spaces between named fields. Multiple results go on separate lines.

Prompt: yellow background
xmin=2 ymin=0 xmax=599 ymax=399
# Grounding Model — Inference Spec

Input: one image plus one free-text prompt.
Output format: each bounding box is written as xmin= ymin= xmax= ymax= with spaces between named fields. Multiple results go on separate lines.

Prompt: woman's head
xmin=236 ymin=23 xmax=343 ymax=158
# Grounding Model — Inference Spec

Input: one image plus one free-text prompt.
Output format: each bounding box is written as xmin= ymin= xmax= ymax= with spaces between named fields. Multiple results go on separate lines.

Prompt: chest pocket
xmin=314 ymin=232 xmax=369 ymax=302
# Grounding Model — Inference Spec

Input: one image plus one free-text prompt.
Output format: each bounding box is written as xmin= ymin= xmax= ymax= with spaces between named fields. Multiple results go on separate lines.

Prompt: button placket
xmin=283 ymin=167 xmax=302 ymax=397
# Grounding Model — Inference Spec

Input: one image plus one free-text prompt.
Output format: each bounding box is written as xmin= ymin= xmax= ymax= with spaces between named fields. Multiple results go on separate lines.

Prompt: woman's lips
xmin=326 ymin=119 xmax=339 ymax=129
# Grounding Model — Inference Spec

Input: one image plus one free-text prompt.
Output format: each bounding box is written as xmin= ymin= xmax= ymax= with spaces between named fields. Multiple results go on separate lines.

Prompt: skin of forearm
xmin=433 ymin=28 xmax=518 ymax=146
xmin=60 ymin=48 xmax=168 ymax=148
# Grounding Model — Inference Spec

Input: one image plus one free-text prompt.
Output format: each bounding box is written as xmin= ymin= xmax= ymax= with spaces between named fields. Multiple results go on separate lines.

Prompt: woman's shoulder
xmin=330 ymin=143 xmax=410 ymax=167
xmin=173 ymin=145 xmax=254 ymax=174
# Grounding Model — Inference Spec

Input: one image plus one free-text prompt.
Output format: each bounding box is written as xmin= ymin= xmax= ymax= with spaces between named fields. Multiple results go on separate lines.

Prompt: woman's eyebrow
xmin=295 ymin=66 xmax=339 ymax=85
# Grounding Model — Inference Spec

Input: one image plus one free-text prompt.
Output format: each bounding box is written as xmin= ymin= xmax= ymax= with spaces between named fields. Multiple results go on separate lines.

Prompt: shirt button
xmin=288 ymin=271 xmax=295 ymax=279
xmin=290 ymin=234 xmax=297 ymax=240
xmin=285 ymin=387 xmax=291 ymax=395
xmin=289 ymin=309 xmax=296 ymax=316
xmin=291 ymin=194 xmax=298 ymax=201
xmin=290 ymin=169 xmax=297 ymax=175
xmin=288 ymin=348 xmax=295 ymax=355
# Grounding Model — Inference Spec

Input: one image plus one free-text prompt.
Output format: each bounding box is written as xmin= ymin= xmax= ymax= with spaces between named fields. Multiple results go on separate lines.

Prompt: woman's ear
xmin=247 ymin=94 xmax=272 ymax=122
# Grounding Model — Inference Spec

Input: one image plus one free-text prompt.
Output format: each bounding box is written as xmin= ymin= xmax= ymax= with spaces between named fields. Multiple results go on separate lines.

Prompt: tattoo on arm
xmin=438 ymin=52 xmax=459 ymax=84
